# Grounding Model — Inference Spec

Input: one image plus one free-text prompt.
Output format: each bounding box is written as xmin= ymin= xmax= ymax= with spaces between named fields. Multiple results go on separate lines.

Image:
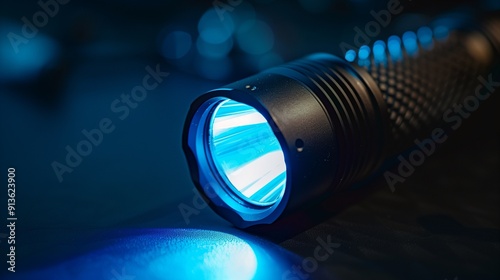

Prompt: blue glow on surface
xmin=433 ymin=25 xmax=449 ymax=40
xmin=198 ymin=9 xmax=235 ymax=44
xmin=148 ymin=231 xmax=258 ymax=279
xmin=402 ymin=31 xmax=418 ymax=55
xmin=388 ymin=35 xmax=402 ymax=61
xmin=345 ymin=49 xmax=356 ymax=62
xmin=417 ymin=26 xmax=433 ymax=48
xmin=236 ymin=20 xmax=274 ymax=55
xmin=14 ymin=229 xmax=300 ymax=280
xmin=209 ymin=99 xmax=286 ymax=206
xmin=358 ymin=45 xmax=370 ymax=60
xmin=160 ymin=31 xmax=192 ymax=59
xmin=373 ymin=40 xmax=386 ymax=62
xmin=196 ymin=36 xmax=233 ymax=58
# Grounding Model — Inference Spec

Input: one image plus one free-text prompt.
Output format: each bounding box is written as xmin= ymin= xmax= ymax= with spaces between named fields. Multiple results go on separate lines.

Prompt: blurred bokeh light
xmin=0 ymin=21 xmax=59 ymax=83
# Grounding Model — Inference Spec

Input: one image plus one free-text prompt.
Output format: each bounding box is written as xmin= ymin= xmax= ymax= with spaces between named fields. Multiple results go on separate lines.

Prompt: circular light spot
xmin=0 ymin=20 xmax=59 ymax=82
xmin=198 ymin=9 xmax=235 ymax=44
xmin=417 ymin=26 xmax=433 ymax=46
xmin=236 ymin=20 xmax=274 ymax=55
xmin=344 ymin=49 xmax=356 ymax=62
xmin=358 ymin=45 xmax=371 ymax=60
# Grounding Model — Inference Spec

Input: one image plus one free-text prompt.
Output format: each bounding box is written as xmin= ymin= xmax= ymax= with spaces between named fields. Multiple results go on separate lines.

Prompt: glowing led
xmin=208 ymin=99 xmax=287 ymax=206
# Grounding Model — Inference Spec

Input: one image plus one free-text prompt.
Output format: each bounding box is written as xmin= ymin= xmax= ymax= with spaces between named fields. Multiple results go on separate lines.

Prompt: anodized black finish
xmin=183 ymin=17 xmax=500 ymax=227
xmin=357 ymin=31 xmax=495 ymax=153
xmin=183 ymin=54 xmax=391 ymax=227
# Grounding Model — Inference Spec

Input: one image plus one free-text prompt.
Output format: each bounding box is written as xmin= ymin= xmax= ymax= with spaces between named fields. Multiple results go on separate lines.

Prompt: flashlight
xmin=183 ymin=15 xmax=500 ymax=228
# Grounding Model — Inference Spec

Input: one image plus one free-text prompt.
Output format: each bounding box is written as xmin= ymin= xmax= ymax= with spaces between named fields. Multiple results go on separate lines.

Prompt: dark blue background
xmin=0 ymin=0 xmax=499 ymax=279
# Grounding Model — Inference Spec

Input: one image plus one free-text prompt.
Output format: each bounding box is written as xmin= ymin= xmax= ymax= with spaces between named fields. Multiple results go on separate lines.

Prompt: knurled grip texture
xmin=352 ymin=30 xmax=494 ymax=154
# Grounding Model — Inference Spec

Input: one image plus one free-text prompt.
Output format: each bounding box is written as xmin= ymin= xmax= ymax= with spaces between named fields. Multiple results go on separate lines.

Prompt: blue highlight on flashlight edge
xmin=208 ymin=99 xmax=287 ymax=206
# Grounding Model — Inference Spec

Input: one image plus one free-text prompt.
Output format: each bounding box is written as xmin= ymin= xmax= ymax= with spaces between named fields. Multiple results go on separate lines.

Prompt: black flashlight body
xmin=183 ymin=15 xmax=500 ymax=228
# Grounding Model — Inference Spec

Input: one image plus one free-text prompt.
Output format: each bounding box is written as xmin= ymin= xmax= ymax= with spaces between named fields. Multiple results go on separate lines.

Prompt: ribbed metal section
xmin=351 ymin=31 xmax=489 ymax=153
xmin=271 ymin=55 xmax=388 ymax=191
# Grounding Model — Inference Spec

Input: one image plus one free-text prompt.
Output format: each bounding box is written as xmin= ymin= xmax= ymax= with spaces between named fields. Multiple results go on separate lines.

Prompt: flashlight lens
xmin=208 ymin=99 xmax=287 ymax=206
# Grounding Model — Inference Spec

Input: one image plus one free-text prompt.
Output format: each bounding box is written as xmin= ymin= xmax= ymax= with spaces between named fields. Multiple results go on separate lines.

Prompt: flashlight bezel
xmin=184 ymin=89 xmax=292 ymax=227
xmin=183 ymin=53 xmax=390 ymax=228
xmin=206 ymin=98 xmax=287 ymax=207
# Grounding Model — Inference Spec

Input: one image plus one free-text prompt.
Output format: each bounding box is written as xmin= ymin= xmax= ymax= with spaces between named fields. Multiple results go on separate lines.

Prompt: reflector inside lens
xmin=208 ymin=99 xmax=286 ymax=206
